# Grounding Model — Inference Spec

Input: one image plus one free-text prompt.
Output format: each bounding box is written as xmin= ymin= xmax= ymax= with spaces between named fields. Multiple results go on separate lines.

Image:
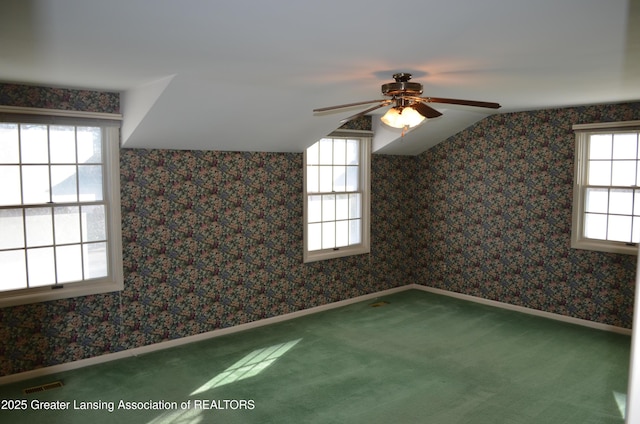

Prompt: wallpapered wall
xmin=415 ymin=102 xmax=640 ymax=328
xmin=0 ymin=84 xmax=415 ymax=376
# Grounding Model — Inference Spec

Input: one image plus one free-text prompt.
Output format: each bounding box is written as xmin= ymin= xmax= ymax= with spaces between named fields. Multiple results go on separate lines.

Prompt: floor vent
xmin=23 ymin=381 xmax=64 ymax=395
xmin=369 ymin=301 xmax=389 ymax=307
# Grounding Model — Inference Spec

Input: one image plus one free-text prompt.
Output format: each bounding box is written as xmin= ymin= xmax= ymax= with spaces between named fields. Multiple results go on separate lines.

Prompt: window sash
xmin=582 ymin=186 xmax=640 ymax=243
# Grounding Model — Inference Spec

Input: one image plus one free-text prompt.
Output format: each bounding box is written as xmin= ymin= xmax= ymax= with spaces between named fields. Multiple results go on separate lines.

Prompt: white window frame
xmin=0 ymin=107 xmax=124 ymax=307
xmin=571 ymin=120 xmax=640 ymax=255
xmin=303 ymin=131 xmax=371 ymax=262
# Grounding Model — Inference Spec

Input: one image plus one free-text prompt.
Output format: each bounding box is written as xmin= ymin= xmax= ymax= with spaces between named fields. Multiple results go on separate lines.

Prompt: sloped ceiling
xmin=1 ymin=0 xmax=639 ymax=155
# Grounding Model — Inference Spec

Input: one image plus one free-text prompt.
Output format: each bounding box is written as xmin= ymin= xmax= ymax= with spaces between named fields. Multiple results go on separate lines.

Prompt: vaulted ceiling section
xmin=1 ymin=0 xmax=639 ymax=154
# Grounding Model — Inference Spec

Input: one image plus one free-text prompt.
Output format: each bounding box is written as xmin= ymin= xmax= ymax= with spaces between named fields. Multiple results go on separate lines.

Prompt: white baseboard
xmin=410 ymin=284 xmax=632 ymax=336
xmin=1 ymin=283 xmax=630 ymax=386
xmin=0 ymin=285 xmax=410 ymax=386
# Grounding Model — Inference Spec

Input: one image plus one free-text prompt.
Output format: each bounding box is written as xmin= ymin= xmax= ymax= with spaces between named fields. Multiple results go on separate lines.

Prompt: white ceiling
xmin=1 ymin=0 xmax=639 ymax=155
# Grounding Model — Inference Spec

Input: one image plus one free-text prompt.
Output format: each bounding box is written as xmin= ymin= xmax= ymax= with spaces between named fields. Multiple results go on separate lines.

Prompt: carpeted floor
xmin=0 ymin=289 xmax=631 ymax=423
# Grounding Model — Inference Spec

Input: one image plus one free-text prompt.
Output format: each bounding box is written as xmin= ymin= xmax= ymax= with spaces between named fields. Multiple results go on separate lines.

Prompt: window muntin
xmin=572 ymin=123 xmax=640 ymax=254
xmin=0 ymin=119 xmax=122 ymax=306
xmin=304 ymin=135 xmax=370 ymax=262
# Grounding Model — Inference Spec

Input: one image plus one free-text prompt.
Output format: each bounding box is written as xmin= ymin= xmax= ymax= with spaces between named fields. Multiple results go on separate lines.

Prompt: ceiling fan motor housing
xmin=381 ymin=73 xmax=423 ymax=97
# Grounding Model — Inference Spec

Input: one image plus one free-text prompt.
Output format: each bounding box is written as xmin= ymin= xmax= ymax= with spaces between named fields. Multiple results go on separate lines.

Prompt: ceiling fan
xmin=313 ymin=72 xmax=501 ymax=129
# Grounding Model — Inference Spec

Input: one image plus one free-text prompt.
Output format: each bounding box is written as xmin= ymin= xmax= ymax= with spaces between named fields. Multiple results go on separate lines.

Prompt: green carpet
xmin=0 ymin=289 xmax=631 ymax=423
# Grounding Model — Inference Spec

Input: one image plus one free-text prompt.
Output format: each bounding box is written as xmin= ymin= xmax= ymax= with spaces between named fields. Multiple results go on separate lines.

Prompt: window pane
xmin=82 ymin=205 xmax=106 ymax=242
xmin=27 ymin=247 xmax=56 ymax=287
xmin=611 ymin=161 xmax=637 ymax=186
xmin=308 ymin=195 xmax=322 ymax=223
xmin=612 ymin=133 xmax=638 ymax=159
xmin=56 ymin=244 xmax=83 ymax=283
xmin=77 ymin=127 xmax=102 ymax=163
xmin=54 ymin=206 xmax=81 ymax=244
xmin=306 ymin=142 xmax=319 ymax=165
xmin=319 ymin=139 xmax=333 ymax=165
xmin=585 ymin=188 xmax=608 ymax=213
xmin=608 ymin=215 xmax=632 ymax=242
xmin=349 ymin=219 xmax=361 ymax=244
xmin=336 ymin=220 xmax=349 ymax=247
xmin=585 ymin=213 xmax=607 ymax=240
xmin=589 ymin=134 xmax=612 ymax=160
xmin=322 ymin=194 xmax=335 ymax=221
xmin=0 ymin=165 xmax=21 ymax=205
xmin=78 ymin=164 xmax=103 ymax=201
xmin=346 ymin=140 xmax=359 ymax=165
xmin=0 ymin=250 xmax=27 ymax=291
xmin=346 ymin=166 xmax=359 ymax=191
xmin=349 ymin=194 xmax=361 ymax=219
xmin=333 ymin=165 xmax=346 ymax=191
xmin=84 ymin=242 xmax=108 ymax=279
xmin=306 ymin=165 xmax=319 ymax=193
xmin=25 ymin=207 xmax=53 ymax=247
xmin=319 ymin=166 xmax=332 ymax=192
xmin=20 ymin=124 xmax=49 ymax=163
xmin=333 ymin=139 xmax=346 ymax=165
xmin=50 ymin=126 xmax=76 ymax=163
xmin=322 ymin=221 xmax=335 ymax=249
xmin=609 ymin=189 xmax=633 ymax=215
xmin=22 ymin=165 xmax=50 ymax=204
xmin=336 ymin=194 xmax=349 ymax=220
xmin=588 ymin=161 xmax=611 ymax=185
xmin=0 ymin=123 xmax=20 ymax=163
xmin=634 ymin=217 xmax=640 ymax=243
xmin=51 ymin=165 xmax=78 ymax=203
xmin=0 ymin=209 xmax=25 ymax=249
xmin=308 ymin=223 xmax=321 ymax=251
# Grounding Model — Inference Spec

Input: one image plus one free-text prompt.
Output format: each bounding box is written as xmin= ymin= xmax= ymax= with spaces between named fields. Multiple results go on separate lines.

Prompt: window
xmin=0 ymin=114 xmax=123 ymax=306
xmin=572 ymin=121 xmax=640 ymax=255
xmin=303 ymin=133 xmax=371 ymax=262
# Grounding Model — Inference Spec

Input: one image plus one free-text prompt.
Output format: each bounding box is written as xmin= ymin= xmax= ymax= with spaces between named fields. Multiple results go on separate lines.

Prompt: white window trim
xmin=571 ymin=120 xmax=640 ymax=255
xmin=0 ymin=115 xmax=124 ymax=307
xmin=303 ymin=131 xmax=371 ymax=263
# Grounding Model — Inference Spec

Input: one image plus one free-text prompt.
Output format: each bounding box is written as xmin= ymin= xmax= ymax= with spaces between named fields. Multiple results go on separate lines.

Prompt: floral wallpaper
xmin=116 ymin=149 xmax=411 ymax=350
xmin=0 ymin=82 xmax=638 ymax=378
xmin=0 ymin=83 xmax=120 ymax=114
xmin=415 ymin=102 xmax=640 ymax=328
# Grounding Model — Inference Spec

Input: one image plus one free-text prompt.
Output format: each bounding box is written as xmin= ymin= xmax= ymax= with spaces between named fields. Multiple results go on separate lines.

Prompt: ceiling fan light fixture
xmin=380 ymin=106 xmax=425 ymax=129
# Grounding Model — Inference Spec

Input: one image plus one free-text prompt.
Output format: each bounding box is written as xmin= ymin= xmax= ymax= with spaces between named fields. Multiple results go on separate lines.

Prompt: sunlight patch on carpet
xmin=190 ymin=339 xmax=302 ymax=395
xmin=613 ymin=391 xmax=626 ymax=419
xmin=146 ymin=405 xmax=203 ymax=424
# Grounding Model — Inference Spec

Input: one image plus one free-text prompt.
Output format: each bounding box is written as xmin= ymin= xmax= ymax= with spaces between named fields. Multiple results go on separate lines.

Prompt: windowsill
xmin=0 ymin=278 xmax=123 ymax=308
xmin=571 ymin=238 xmax=638 ymax=255
xmin=303 ymin=245 xmax=370 ymax=263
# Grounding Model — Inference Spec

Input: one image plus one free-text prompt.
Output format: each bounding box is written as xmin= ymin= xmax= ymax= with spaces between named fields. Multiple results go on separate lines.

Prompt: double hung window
xmin=303 ymin=133 xmax=371 ymax=262
xmin=0 ymin=113 xmax=123 ymax=306
xmin=572 ymin=121 xmax=640 ymax=254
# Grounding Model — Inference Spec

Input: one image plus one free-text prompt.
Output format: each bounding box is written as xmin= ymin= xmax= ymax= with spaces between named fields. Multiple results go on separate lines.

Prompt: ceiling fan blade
xmin=413 ymin=102 xmax=443 ymax=119
xmin=421 ymin=97 xmax=501 ymax=109
xmin=313 ymin=99 xmax=386 ymax=113
xmin=339 ymin=102 xmax=392 ymax=123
